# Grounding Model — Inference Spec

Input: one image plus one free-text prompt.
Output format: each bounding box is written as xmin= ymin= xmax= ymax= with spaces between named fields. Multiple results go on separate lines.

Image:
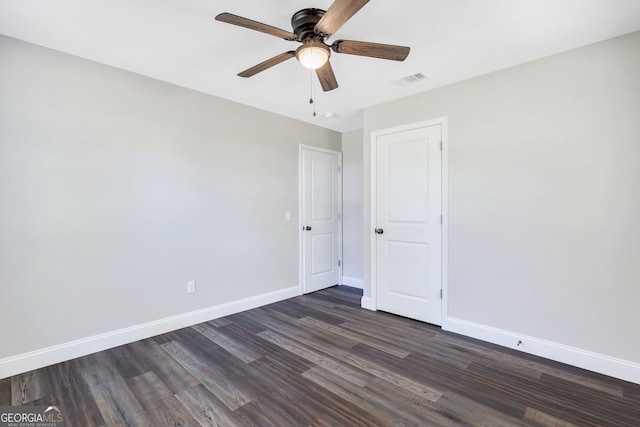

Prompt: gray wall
xmin=341 ymin=130 xmax=364 ymax=286
xmin=363 ymin=31 xmax=640 ymax=363
xmin=0 ymin=36 xmax=340 ymax=360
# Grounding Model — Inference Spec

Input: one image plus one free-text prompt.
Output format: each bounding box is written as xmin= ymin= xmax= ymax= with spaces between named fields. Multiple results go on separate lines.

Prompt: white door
xmin=301 ymin=147 xmax=341 ymax=294
xmin=375 ymin=124 xmax=442 ymax=324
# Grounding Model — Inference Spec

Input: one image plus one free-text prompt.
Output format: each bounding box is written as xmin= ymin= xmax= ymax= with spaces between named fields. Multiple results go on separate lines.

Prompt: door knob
xmin=305 ymin=226 xmax=312 ymax=231
xmin=375 ymin=228 xmax=384 ymax=234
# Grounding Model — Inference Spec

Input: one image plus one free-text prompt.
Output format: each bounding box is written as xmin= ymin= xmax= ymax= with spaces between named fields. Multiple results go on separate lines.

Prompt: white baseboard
xmin=444 ymin=317 xmax=640 ymax=384
xmin=361 ymin=296 xmax=376 ymax=311
xmin=341 ymin=276 xmax=363 ymax=289
xmin=0 ymin=286 xmax=301 ymax=380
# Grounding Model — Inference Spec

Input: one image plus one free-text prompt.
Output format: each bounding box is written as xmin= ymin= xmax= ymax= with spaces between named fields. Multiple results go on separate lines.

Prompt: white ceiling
xmin=2 ymin=0 xmax=640 ymax=132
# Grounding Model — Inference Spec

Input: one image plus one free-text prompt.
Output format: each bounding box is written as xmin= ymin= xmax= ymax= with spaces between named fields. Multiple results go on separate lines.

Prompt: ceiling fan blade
xmin=216 ymin=13 xmax=296 ymax=40
xmin=331 ymin=40 xmax=410 ymax=61
xmin=315 ymin=61 xmax=339 ymax=92
xmin=238 ymin=51 xmax=296 ymax=78
xmin=315 ymin=0 xmax=369 ymax=36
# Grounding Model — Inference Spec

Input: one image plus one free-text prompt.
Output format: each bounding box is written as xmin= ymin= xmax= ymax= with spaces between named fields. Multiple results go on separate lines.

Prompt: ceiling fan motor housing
xmin=291 ymin=8 xmax=326 ymax=40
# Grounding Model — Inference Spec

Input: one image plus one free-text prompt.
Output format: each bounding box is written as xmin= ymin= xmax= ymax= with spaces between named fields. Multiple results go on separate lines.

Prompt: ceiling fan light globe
xmin=296 ymin=43 xmax=330 ymax=69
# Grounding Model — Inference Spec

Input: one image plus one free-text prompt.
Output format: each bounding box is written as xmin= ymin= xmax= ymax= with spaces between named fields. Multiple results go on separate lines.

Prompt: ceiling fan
xmin=215 ymin=0 xmax=410 ymax=92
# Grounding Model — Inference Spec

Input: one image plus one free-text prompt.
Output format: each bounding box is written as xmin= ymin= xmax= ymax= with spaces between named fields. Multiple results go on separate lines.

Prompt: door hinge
xmin=440 ymin=214 xmax=443 ymax=224
xmin=439 ymin=141 xmax=443 ymax=151
xmin=338 ymin=166 xmax=341 ymax=173
xmin=338 ymin=213 xmax=341 ymax=220
xmin=338 ymin=260 xmax=341 ymax=267
xmin=440 ymin=289 xmax=443 ymax=299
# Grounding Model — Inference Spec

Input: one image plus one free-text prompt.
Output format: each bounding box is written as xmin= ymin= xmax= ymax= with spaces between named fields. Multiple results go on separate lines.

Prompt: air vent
xmin=392 ymin=72 xmax=429 ymax=87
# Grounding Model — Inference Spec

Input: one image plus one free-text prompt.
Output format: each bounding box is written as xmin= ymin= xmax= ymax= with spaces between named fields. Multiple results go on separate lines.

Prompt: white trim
xmin=361 ymin=296 xmax=376 ymax=311
xmin=341 ymin=276 xmax=363 ymax=289
xmin=299 ymin=146 xmax=304 ymax=294
xmin=445 ymin=317 xmax=640 ymax=384
xmin=440 ymin=119 xmax=450 ymax=324
xmin=368 ymin=123 xmax=379 ymax=311
xmin=299 ymin=144 xmax=343 ymax=294
xmin=367 ymin=117 xmax=449 ymax=321
xmin=338 ymin=153 xmax=343 ymax=283
xmin=0 ymin=286 xmax=300 ymax=380
xmin=299 ymin=144 xmax=342 ymax=156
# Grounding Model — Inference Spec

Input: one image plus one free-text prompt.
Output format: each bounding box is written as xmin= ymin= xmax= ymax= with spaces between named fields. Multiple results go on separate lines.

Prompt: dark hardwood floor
xmin=2 ymin=286 xmax=639 ymax=426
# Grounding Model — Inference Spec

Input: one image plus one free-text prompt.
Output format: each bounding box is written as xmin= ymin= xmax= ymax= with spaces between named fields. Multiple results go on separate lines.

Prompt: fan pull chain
xmin=309 ymin=66 xmax=316 ymax=117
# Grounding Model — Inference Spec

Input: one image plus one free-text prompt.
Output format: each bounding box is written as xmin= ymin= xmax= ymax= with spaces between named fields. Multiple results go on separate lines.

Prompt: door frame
xmin=299 ymin=144 xmax=343 ymax=294
xmin=368 ymin=117 xmax=449 ymax=324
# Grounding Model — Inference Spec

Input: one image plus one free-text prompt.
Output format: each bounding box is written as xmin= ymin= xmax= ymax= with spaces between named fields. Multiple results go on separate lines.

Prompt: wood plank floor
xmin=2 ymin=286 xmax=639 ymax=426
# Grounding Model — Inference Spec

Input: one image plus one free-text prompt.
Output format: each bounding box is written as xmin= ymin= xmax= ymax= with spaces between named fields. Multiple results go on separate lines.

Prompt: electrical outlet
xmin=187 ymin=280 xmax=196 ymax=294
